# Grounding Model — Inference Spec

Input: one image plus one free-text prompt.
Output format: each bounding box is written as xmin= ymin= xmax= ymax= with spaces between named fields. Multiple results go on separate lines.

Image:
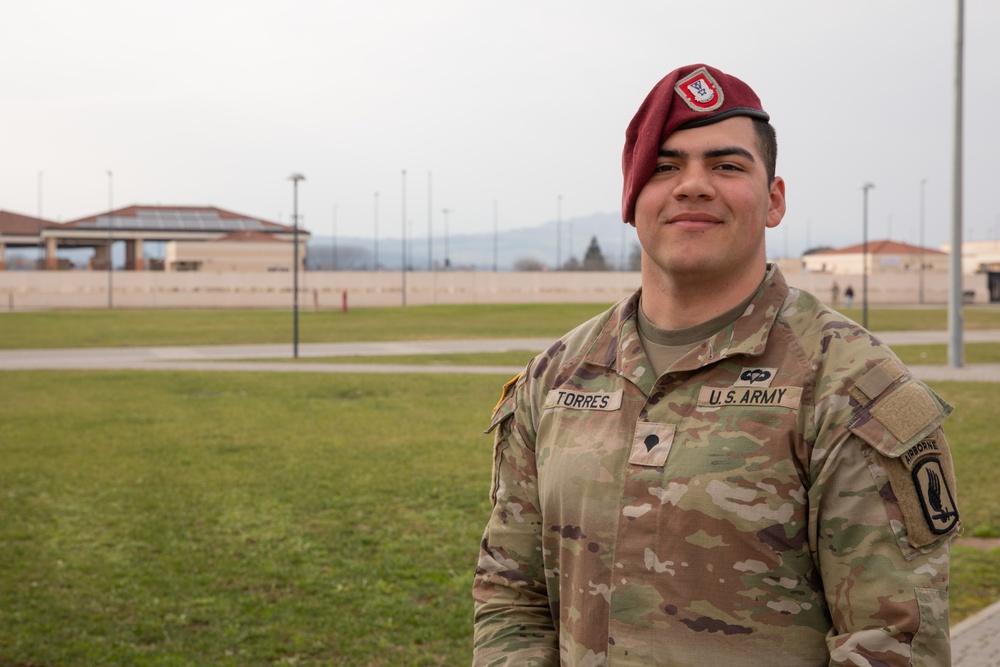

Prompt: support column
xmin=45 ymin=237 xmax=58 ymax=270
xmin=94 ymin=245 xmax=111 ymax=270
xmin=125 ymin=240 xmax=138 ymax=270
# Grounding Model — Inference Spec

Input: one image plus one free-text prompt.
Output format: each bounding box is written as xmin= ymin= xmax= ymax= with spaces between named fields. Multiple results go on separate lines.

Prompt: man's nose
xmin=672 ymin=164 xmax=716 ymax=200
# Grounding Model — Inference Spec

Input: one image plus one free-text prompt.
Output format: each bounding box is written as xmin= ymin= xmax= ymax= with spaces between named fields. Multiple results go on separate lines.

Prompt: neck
xmin=641 ymin=261 xmax=767 ymax=330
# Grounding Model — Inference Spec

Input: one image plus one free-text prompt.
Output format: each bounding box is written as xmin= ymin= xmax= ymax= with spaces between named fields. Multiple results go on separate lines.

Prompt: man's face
xmin=633 ymin=116 xmax=785 ymax=286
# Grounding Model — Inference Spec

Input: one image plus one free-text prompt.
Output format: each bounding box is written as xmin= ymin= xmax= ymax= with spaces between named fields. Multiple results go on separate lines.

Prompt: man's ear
xmin=766 ymin=176 xmax=786 ymax=229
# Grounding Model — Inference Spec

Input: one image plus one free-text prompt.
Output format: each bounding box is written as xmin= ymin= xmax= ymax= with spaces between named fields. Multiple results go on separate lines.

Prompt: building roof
xmin=810 ymin=239 xmax=946 ymax=256
xmin=61 ymin=205 xmax=301 ymax=235
xmin=214 ymin=230 xmax=292 ymax=243
xmin=0 ymin=210 xmax=62 ymax=236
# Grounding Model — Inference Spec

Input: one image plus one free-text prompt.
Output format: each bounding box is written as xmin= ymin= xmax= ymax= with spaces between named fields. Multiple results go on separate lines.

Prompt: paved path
xmin=2 ymin=331 xmax=1000 ymax=382
xmin=0 ymin=338 xmax=554 ymax=375
xmin=954 ymin=599 xmax=1000 ymax=666
xmin=2 ymin=330 xmax=998 ymax=661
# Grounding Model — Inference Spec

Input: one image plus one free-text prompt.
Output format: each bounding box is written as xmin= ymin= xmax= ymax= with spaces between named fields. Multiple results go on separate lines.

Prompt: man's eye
xmin=716 ymin=163 xmax=743 ymax=171
xmin=653 ymin=164 xmax=676 ymax=173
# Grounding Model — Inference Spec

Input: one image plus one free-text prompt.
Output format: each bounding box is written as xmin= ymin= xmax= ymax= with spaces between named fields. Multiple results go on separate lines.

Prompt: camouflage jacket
xmin=473 ymin=266 xmax=959 ymax=667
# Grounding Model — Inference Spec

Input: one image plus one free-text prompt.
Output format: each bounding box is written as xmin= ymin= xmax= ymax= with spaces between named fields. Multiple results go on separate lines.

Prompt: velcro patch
xmin=697 ymin=386 xmax=801 ymax=409
xmin=870 ymin=381 xmax=939 ymax=443
xmin=544 ymin=388 xmax=623 ymax=412
xmin=857 ymin=359 xmax=905 ymax=400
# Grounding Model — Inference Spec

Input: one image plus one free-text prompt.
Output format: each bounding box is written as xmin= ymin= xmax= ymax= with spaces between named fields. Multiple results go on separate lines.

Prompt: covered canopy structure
xmin=0 ymin=205 xmax=307 ymax=271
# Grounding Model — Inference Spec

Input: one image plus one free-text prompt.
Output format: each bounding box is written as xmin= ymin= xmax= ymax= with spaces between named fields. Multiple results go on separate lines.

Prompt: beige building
xmin=800 ymin=239 xmax=948 ymax=275
xmin=165 ymin=230 xmax=304 ymax=272
xmin=940 ymin=239 xmax=1000 ymax=274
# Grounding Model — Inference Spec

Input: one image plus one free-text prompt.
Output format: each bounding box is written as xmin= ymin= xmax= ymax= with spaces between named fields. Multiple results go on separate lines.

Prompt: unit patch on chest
xmin=697 ymin=386 xmax=802 ymax=409
xmin=544 ymin=388 xmax=623 ymax=411
xmin=734 ymin=367 xmax=778 ymax=387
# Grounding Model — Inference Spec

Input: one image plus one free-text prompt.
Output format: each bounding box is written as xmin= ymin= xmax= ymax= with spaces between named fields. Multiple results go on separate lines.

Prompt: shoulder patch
xmin=870 ymin=428 xmax=961 ymax=550
xmin=486 ymin=373 xmax=521 ymax=434
xmin=493 ymin=373 xmax=521 ymax=413
xmin=912 ymin=457 xmax=960 ymax=536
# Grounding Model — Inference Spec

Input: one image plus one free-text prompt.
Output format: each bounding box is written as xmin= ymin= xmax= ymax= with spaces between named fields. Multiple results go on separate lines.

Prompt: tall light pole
xmin=332 ymin=204 xmax=338 ymax=270
xmin=441 ymin=208 xmax=450 ymax=270
xmin=107 ymin=170 xmax=114 ymax=309
xmin=373 ymin=191 xmax=379 ymax=270
xmin=288 ymin=173 xmax=305 ymax=358
xmin=948 ymin=0 xmax=965 ymax=368
xmin=427 ymin=171 xmax=433 ymax=271
xmin=919 ymin=178 xmax=928 ymax=305
xmin=860 ymin=182 xmax=875 ymax=329
xmin=493 ymin=199 xmax=499 ymax=272
xmin=37 ymin=171 xmax=43 ymax=269
xmin=556 ymin=195 xmax=563 ymax=270
xmin=401 ymin=169 xmax=407 ymax=306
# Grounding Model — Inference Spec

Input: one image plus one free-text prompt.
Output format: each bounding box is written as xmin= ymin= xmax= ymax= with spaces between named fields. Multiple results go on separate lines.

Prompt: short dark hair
xmin=752 ymin=119 xmax=777 ymax=184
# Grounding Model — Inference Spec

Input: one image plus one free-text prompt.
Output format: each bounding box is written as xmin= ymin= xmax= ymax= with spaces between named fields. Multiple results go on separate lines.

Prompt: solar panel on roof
xmin=78 ymin=211 xmax=268 ymax=232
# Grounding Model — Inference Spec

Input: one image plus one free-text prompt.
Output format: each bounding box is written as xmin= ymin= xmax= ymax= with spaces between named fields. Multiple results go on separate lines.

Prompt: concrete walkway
xmin=2 ymin=331 xmax=1000 ymax=382
xmin=2 ymin=331 xmax=998 ymax=662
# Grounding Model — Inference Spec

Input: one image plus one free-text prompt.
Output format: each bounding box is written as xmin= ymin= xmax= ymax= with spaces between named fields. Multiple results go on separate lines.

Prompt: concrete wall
xmin=0 ymin=268 xmax=991 ymax=311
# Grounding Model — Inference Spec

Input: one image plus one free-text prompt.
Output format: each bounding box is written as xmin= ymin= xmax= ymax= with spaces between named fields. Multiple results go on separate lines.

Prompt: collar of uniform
xmin=670 ymin=264 xmax=788 ymax=372
xmin=579 ymin=264 xmax=789 ymax=390
xmin=576 ymin=289 xmax=656 ymax=392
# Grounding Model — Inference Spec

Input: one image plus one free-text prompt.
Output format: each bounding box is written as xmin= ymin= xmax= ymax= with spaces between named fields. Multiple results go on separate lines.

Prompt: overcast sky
xmin=3 ymin=0 xmax=998 ymax=258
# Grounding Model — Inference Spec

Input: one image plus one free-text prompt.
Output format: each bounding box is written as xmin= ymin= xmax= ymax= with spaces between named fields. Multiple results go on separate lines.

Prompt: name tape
xmin=544 ymin=388 xmax=623 ymax=412
xmin=697 ymin=386 xmax=802 ymax=409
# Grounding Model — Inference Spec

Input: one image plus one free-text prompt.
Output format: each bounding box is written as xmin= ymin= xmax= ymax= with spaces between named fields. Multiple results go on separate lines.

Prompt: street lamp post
xmin=556 ymin=195 xmax=562 ymax=270
xmin=919 ymin=178 xmax=928 ymax=305
xmin=948 ymin=0 xmax=965 ymax=369
xmin=427 ymin=171 xmax=433 ymax=271
xmin=37 ymin=171 xmax=43 ymax=269
xmin=373 ymin=191 xmax=379 ymax=270
xmin=401 ymin=169 xmax=407 ymax=306
xmin=441 ymin=208 xmax=450 ymax=270
xmin=107 ymin=170 xmax=114 ymax=309
xmin=288 ymin=173 xmax=305 ymax=358
xmin=860 ymin=182 xmax=875 ymax=329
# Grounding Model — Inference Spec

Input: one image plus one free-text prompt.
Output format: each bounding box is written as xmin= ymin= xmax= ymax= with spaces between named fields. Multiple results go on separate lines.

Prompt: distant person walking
xmin=844 ymin=284 xmax=855 ymax=307
xmin=831 ymin=280 xmax=840 ymax=306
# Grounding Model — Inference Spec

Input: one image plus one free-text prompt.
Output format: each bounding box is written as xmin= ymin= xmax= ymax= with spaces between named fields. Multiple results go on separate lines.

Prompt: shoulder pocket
xmin=848 ymin=364 xmax=960 ymax=555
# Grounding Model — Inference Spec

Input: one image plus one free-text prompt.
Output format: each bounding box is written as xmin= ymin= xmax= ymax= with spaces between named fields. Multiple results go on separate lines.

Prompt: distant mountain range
xmin=306 ymin=211 xmax=642 ymax=271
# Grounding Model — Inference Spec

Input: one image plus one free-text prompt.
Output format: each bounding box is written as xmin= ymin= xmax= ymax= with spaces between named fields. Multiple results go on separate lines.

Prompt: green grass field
xmin=1 ymin=305 xmax=998 ymax=665
xmin=3 ymin=304 xmax=1000 ymax=349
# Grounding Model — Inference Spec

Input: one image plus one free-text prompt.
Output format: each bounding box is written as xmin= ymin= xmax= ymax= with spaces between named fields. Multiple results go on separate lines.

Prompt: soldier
xmin=473 ymin=64 xmax=960 ymax=666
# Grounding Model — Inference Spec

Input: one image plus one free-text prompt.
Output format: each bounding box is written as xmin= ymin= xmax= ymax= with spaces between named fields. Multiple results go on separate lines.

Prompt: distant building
xmin=0 ymin=205 xmax=308 ymax=271
xmin=0 ymin=210 xmax=60 ymax=270
xmin=165 ymin=230 xmax=299 ymax=272
xmin=940 ymin=239 xmax=1000 ymax=274
xmin=801 ymin=240 xmax=948 ymax=275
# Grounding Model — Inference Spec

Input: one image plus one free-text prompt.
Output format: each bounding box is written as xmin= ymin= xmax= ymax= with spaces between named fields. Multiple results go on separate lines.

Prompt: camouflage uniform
xmin=473 ymin=265 xmax=959 ymax=666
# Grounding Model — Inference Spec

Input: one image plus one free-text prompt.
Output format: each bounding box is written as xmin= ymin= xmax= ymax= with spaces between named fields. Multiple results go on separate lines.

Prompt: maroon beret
xmin=621 ymin=64 xmax=769 ymax=223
